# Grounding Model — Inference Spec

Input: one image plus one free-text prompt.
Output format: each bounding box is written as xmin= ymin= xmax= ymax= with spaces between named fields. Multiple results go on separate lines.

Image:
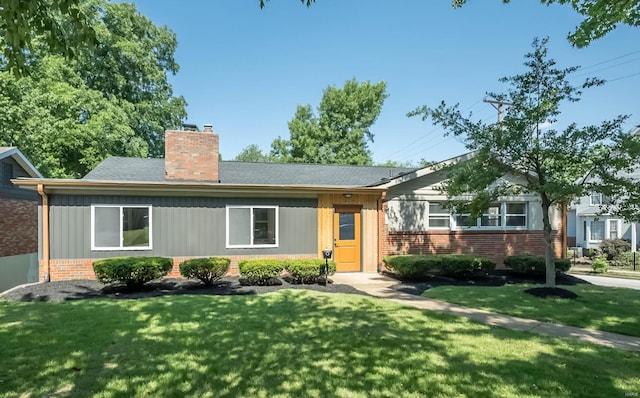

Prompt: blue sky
xmin=131 ymin=0 xmax=639 ymax=165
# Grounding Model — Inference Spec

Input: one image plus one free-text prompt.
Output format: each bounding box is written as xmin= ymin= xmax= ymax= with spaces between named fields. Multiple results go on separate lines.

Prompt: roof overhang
xmin=11 ymin=178 xmax=386 ymax=197
xmin=376 ymin=151 xmax=476 ymax=188
xmin=0 ymin=147 xmax=43 ymax=178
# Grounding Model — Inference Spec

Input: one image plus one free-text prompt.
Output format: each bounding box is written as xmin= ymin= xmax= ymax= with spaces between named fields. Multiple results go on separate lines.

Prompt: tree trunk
xmin=541 ymin=200 xmax=556 ymax=288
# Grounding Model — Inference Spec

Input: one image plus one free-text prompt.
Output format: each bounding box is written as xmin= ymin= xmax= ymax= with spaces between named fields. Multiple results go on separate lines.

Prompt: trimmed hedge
xmin=503 ymin=255 xmax=571 ymax=275
xmin=238 ymin=259 xmax=285 ymax=285
xmin=93 ymin=257 xmax=173 ymax=288
xmin=179 ymin=257 xmax=230 ymax=285
xmin=383 ymin=254 xmax=495 ymax=279
xmin=285 ymin=259 xmax=337 ymax=284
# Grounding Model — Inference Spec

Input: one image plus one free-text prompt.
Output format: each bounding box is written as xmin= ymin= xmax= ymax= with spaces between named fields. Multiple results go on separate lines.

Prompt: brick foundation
xmin=384 ymin=229 xmax=563 ymax=267
xmin=41 ymin=253 xmax=318 ymax=282
xmin=0 ymin=197 xmax=38 ymax=257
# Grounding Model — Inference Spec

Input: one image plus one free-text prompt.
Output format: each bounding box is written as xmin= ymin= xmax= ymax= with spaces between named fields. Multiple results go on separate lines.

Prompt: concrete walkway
xmin=331 ymin=272 xmax=640 ymax=352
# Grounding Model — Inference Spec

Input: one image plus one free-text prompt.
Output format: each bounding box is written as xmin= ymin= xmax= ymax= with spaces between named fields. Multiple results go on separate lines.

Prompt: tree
xmin=271 ymin=78 xmax=388 ymax=165
xmin=0 ymin=0 xmax=97 ymax=75
xmin=410 ymin=37 xmax=638 ymax=288
xmin=235 ymin=144 xmax=272 ymax=162
xmin=0 ymin=0 xmax=186 ymax=177
xmin=453 ymin=0 xmax=640 ymax=48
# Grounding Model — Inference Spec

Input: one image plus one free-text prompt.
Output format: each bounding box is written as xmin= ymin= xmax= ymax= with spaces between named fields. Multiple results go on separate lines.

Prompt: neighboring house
xmin=0 ymin=147 xmax=42 ymax=291
xmin=14 ymin=125 xmax=565 ymax=282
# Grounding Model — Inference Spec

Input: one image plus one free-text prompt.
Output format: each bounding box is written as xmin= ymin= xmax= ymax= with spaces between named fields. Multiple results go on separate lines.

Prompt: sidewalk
xmin=331 ymin=272 xmax=640 ymax=352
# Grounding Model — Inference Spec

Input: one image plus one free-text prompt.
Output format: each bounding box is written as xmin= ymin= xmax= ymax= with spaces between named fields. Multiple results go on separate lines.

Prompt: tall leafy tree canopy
xmin=271 ymin=78 xmax=388 ymax=165
xmin=0 ymin=0 xmax=186 ymax=178
xmin=235 ymin=144 xmax=272 ymax=162
xmin=410 ymin=37 xmax=640 ymax=287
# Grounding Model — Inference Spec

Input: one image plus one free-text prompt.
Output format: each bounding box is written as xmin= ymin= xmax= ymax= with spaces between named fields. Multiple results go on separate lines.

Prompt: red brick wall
xmin=42 ymin=254 xmax=317 ymax=282
xmin=384 ymin=229 xmax=563 ymax=267
xmin=0 ymin=197 xmax=38 ymax=257
xmin=165 ymin=129 xmax=219 ymax=181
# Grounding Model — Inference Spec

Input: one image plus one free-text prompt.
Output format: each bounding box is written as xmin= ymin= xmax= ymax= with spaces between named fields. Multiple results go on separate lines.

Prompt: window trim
xmin=608 ymin=219 xmax=621 ymax=240
xmin=588 ymin=219 xmax=605 ymax=242
xmin=226 ymin=205 xmax=279 ymax=249
xmin=590 ymin=192 xmax=603 ymax=206
xmin=427 ymin=202 xmax=451 ymax=230
xmin=449 ymin=202 xmax=528 ymax=230
xmin=91 ymin=204 xmax=153 ymax=251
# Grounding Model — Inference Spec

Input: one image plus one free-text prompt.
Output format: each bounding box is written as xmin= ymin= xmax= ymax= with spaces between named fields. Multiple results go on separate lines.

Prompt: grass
xmin=1 ymin=291 xmax=639 ymax=397
xmin=423 ymin=283 xmax=640 ymax=337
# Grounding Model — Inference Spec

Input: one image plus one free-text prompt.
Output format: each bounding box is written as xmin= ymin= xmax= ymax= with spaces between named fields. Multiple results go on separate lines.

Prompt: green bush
xmin=438 ymin=255 xmax=496 ymax=276
xmin=383 ymin=254 xmax=495 ymax=278
xmin=592 ymin=256 xmax=610 ymax=273
xmin=285 ymin=259 xmax=337 ymax=284
xmin=584 ymin=248 xmax=598 ymax=259
xmin=503 ymin=255 xmax=572 ymax=275
xmin=179 ymin=257 xmax=230 ymax=285
xmin=93 ymin=257 xmax=173 ymax=288
xmin=611 ymin=251 xmax=637 ymax=268
xmin=238 ymin=259 xmax=285 ymax=285
xmin=599 ymin=239 xmax=631 ymax=261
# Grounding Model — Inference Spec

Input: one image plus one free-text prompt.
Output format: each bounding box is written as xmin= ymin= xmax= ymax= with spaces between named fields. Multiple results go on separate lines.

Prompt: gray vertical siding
xmin=49 ymin=194 xmax=318 ymax=259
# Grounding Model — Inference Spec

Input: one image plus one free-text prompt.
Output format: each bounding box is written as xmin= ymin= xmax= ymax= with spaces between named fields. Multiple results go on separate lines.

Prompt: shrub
xmin=592 ymin=256 xmax=610 ymax=273
xmin=383 ymin=254 xmax=495 ymax=278
xmin=238 ymin=259 xmax=285 ymax=285
xmin=285 ymin=259 xmax=337 ymax=284
xmin=383 ymin=255 xmax=440 ymax=279
xmin=611 ymin=251 xmax=637 ymax=268
xmin=584 ymin=248 xmax=598 ymax=259
xmin=93 ymin=257 xmax=173 ymax=288
xmin=179 ymin=257 xmax=230 ymax=285
xmin=599 ymin=239 xmax=631 ymax=260
xmin=438 ymin=254 xmax=496 ymax=276
xmin=503 ymin=255 xmax=572 ymax=275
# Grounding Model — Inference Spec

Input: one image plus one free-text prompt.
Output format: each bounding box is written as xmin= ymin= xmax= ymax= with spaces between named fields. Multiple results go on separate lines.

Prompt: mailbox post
xmin=321 ymin=249 xmax=333 ymax=286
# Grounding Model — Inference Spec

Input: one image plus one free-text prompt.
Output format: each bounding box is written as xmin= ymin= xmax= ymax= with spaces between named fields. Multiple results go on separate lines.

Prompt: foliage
xmin=598 ymin=239 xmax=631 ymax=261
xmin=409 ymin=37 xmax=639 ymax=287
xmin=503 ymin=255 xmax=572 ymax=274
xmin=179 ymin=257 xmax=231 ymax=285
xmin=238 ymin=259 xmax=285 ymax=285
xmin=270 ymin=78 xmax=388 ymax=165
xmin=0 ymin=0 xmax=186 ymax=177
xmin=383 ymin=254 xmax=495 ymax=278
xmin=285 ymin=259 xmax=336 ymax=284
xmin=611 ymin=251 xmax=637 ymax=269
xmin=93 ymin=256 xmax=173 ymax=288
xmin=591 ymin=256 xmax=610 ymax=273
xmin=584 ymin=248 xmax=598 ymax=259
xmin=452 ymin=0 xmax=640 ymax=47
xmin=235 ymin=144 xmax=273 ymax=162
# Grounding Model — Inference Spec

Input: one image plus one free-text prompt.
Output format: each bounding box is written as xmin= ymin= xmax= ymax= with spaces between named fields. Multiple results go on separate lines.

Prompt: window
xmin=505 ymin=203 xmax=527 ymax=227
xmin=428 ymin=202 xmax=450 ymax=228
xmin=590 ymin=192 xmax=603 ymax=206
xmin=91 ymin=205 xmax=152 ymax=250
xmin=590 ymin=220 xmax=605 ymax=241
xmin=609 ymin=220 xmax=619 ymax=239
xmin=480 ymin=204 xmax=502 ymax=227
xmin=226 ymin=206 xmax=278 ymax=248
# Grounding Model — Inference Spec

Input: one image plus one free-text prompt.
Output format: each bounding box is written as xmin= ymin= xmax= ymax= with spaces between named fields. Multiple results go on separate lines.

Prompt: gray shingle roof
xmin=83 ymin=157 xmax=415 ymax=187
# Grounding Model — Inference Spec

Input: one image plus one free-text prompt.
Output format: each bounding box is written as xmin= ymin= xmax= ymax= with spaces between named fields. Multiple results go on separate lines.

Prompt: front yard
xmin=423 ymin=283 xmax=640 ymax=337
xmin=1 ymin=290 xmax=639 ymax=397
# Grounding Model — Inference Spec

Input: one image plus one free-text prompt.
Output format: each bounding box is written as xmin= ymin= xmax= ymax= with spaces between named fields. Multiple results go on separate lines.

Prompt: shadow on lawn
xmin=1 ymin=291 xmax=637 ymax=397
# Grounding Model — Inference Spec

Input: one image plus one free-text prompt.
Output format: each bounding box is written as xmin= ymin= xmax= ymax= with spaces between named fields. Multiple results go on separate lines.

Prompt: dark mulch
xmin=524 ymin=287 xmax=579 ymax=299
xmin=0 ymin=277 xmax=368 ymax=303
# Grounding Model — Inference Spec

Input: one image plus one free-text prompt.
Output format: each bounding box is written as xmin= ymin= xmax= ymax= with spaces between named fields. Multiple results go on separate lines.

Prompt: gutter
xmin=37 ymin=184 xmax=50 ymax=282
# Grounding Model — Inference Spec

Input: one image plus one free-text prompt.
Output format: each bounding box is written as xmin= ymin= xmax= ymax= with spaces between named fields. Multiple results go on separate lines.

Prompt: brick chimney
xmin=165 ymin=123 xmax=219 ymax=182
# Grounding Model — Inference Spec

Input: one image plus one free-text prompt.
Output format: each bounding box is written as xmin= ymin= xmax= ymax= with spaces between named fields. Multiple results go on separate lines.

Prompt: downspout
xmin=377 ymin=191 xmax=387 ymax=273
xmin=37 ymin=184 xmax=50 ymax=282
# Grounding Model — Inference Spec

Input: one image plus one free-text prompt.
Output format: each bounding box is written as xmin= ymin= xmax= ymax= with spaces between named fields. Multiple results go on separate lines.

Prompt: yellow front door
xmin=333 ymin=206 xmax=361 ymax=272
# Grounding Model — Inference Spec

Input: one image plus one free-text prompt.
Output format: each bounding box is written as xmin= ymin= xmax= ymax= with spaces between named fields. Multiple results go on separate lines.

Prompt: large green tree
xmin=271 ymin=78 xmax=388 ymax=165
xmin=410 ymin=37 xmax=638 ymax=288
xmin=0 ymin=0 xmax=186 ymax=178
xmin=235 ymin=144 xmax=272 ymax=162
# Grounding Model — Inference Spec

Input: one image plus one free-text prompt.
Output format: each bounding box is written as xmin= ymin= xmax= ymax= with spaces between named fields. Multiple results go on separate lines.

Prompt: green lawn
xmin=423 ymin=284 xmax=640 ymax=337
xmin=1 ymin=291 xmax=639 ymax=397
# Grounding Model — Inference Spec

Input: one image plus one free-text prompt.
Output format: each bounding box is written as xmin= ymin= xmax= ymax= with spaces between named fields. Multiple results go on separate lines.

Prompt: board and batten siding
xmin=317 ymin=193 xmax=380 ymax=272
xmin=48 ymin=194 xmax=318 ymax=260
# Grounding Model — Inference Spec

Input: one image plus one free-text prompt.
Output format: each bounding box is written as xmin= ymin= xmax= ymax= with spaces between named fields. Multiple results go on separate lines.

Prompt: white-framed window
xmin=452 ymin=202 xmax=527 ymax=229
xmin=226 ymin=206 xmax=278 ymax=248
xmin=505 ymin=202 xmax=527 ymax=227
xmin=91 ymin=205 xmax=152 ymax=250
xmin=590 ymin=220 xmax=605 ymax=241
xmin=480 ymin=204 xmax=502 ymax=227
xmin=609 ymin=219 xmax=620 ymax=240
xmin=590 ymin=192 xmax=603 ymax=206
xmin=428 ymin=202 xmax=450 ymax=229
